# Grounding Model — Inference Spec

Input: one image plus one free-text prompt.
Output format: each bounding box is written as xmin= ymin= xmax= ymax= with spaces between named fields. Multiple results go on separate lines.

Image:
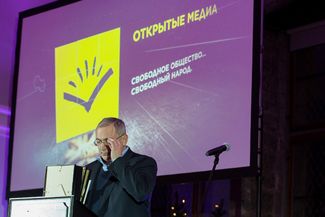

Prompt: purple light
xmin=0 ymin=106 xmax=11 ymax=138
xmin=0 ymin=107 xmax=11 ymax=116
xmin=0 ymin=133 xmax=9 ymax=138
xmin=0 ymin=133 xmax=8 ymax=216
xmin=0 ymin=108 xmax=10 ymax=215
xmin=0 ymin=126 xmax=10 ymax=133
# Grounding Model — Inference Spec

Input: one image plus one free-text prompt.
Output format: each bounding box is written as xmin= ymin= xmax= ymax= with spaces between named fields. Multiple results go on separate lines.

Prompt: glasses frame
xmin=93 ymin=133 xmax=125 ymax=146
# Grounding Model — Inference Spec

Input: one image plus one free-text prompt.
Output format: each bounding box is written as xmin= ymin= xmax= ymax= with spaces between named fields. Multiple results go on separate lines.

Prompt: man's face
xmin=95 ymin=124 xmax=117 ymax=162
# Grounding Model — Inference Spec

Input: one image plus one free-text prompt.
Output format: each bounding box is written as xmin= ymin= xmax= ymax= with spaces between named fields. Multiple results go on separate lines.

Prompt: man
xmin=85 ymin=117 xmax=157 ymax=217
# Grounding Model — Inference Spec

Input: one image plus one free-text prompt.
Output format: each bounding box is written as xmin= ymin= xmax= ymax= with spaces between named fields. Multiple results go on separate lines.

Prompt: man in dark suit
xmin=85 ymin=117 xmax=157 ymax=217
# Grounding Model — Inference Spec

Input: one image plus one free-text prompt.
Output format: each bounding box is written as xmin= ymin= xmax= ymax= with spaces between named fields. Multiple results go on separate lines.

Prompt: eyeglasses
xmin=93 ymin=133 xmax=125 ymax=146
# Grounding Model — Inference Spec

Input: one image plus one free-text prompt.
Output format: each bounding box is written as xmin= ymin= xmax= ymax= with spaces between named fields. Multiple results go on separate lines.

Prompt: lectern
xmin=8 ymin=195 xmax=96 ymax=217
xmin=8 ymin=165 xmax=95 ymax=217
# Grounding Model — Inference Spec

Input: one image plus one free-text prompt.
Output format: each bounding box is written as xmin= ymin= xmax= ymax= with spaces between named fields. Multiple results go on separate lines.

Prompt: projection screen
xmin=8 ymin=0 xmax=260 ymax=196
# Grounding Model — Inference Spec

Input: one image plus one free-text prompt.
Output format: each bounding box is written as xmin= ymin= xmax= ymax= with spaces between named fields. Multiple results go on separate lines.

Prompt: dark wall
xmin=241 ymin=0 xmax=325 ymax=216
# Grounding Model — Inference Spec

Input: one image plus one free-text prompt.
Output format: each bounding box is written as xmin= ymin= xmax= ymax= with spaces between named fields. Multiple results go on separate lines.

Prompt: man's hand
xmin=107 ymin=138 xmax=124 ymax=161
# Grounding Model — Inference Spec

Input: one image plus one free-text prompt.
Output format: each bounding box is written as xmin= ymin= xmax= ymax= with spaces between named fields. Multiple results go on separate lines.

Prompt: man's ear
xmin=123 ymin=134 xmax=128 ymax=146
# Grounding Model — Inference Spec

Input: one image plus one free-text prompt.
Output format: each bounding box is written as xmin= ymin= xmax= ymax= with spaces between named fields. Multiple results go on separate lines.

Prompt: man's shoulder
xmin=85 ymin=159 xmax=100 ymax=170
xmin=129 ymin=149 xmax=157 ymax=165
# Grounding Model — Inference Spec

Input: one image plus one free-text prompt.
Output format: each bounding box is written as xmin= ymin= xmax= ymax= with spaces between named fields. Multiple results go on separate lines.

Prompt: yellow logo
xmin=55 ymin=28 xmax=120 ymax=143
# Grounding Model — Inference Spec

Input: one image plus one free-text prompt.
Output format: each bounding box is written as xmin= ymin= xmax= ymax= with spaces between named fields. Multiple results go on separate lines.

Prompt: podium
xmin=8 ymin=165 xmax=95 ymax=217
xmin=8 ymin=195 xmax=96 ymax=217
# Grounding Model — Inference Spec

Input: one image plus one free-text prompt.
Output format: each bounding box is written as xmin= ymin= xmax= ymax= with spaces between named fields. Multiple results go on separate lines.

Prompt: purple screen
xmin=11 ymin=0 xmax=255 ymax=191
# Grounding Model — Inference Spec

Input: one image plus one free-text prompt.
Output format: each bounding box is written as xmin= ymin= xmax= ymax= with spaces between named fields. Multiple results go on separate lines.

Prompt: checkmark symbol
xmin=64 ymin=68 xmax=113 ymax=112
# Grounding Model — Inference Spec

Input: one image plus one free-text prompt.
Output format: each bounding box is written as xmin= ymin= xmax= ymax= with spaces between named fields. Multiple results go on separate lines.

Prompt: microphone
xmin=205 ymin=143 xmax=230 ymax=156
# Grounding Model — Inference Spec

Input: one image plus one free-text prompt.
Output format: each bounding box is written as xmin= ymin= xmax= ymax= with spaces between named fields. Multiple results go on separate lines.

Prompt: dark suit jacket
xmin=85 ymin=149 xmax=157 ymax=217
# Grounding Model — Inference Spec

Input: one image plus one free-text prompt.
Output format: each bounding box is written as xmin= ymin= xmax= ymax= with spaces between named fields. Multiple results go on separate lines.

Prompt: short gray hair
xmin=97 ymin=117 xmax=126 ymax=136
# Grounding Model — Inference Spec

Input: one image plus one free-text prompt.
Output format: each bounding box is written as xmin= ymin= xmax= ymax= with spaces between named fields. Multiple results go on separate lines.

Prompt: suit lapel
xmin=87 ymin=149 xmax=135 ymax=211
xmin=86 ymin=161 xmax=102 ymax=206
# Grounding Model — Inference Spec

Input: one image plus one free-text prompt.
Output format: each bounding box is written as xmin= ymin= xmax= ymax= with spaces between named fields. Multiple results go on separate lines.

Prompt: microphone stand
xmin=201 ymin=154 xmax=221 ymax=216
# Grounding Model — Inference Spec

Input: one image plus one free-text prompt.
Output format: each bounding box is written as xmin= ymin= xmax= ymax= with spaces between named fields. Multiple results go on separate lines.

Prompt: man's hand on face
xmin=99 ymin=144 xmax=111 ymax=163
xmin=107 ymin=138 xmax=124 ymax=161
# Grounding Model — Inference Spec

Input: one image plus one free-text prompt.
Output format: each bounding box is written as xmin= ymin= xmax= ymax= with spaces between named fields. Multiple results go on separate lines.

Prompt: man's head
xmin=95 ymin=117 xmax=128 ymax=162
